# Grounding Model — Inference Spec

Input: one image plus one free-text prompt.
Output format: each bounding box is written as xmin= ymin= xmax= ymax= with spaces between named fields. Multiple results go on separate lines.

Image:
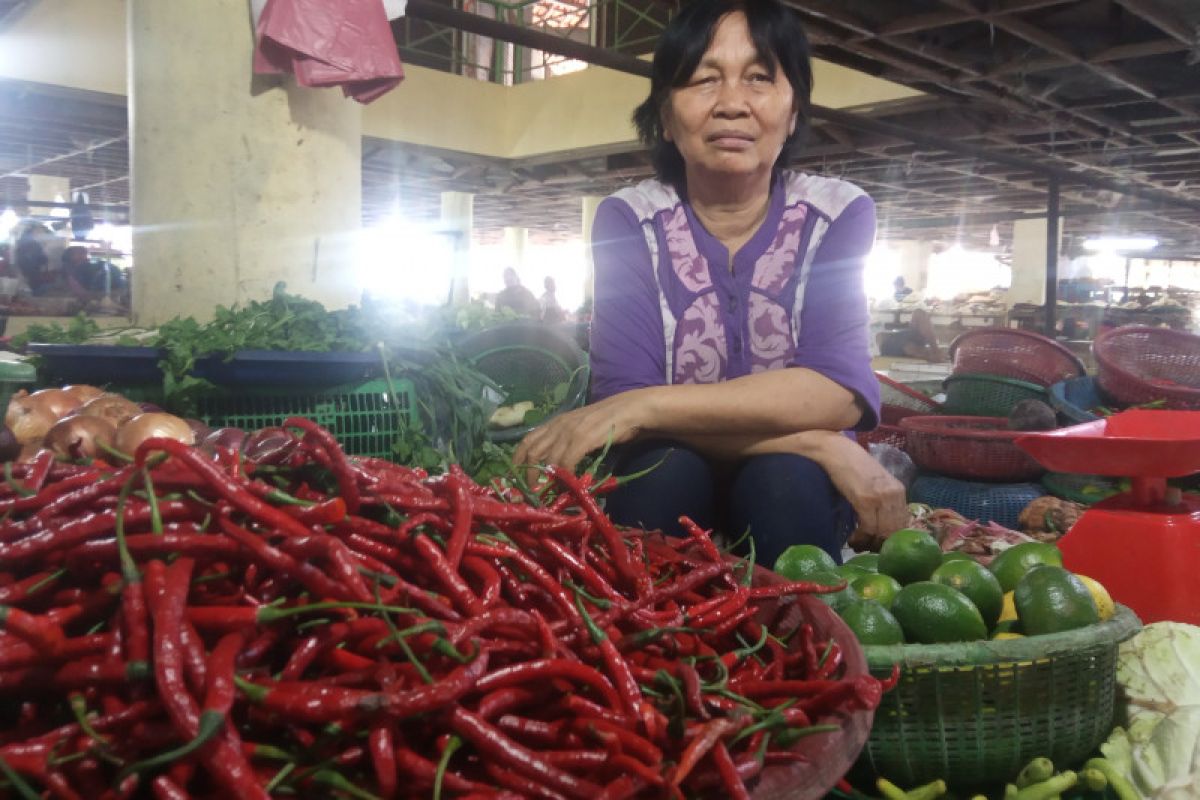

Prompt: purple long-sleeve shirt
xmin=589 ymin=170 xmax=881 ymax=431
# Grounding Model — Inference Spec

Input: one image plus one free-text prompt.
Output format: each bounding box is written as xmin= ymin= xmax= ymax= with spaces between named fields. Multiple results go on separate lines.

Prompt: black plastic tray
xmin=192 ymin=350 xmax=381 ymax=387
xmin=26 ymin=344 xmax=164 ymax=385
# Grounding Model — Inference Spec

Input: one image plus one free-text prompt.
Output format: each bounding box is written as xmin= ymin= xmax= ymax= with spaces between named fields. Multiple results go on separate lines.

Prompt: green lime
xmin=809 ymin=569 xmax=857 ymax=612
xmin=931 ymin=559 xmax=1005 ymax=630
xmin=837 ymin=564 xmax=871 ymax=583
xmin=941 ymin=551 xmax=976 ymax=564
xmin=845 ymin=553 xmax=880 ymax=572
xmin=891 ymin=581 xmax=988 ymax=644
xmin=988 ymin=542 xmax=1064 ymax=593
xmin=850 ymin=573 xmax=903 ymax=609
xmin=1013 ymin=565 xmax=1100 ymax=636
xmin=878 ymin=529 xmax=943 ymax=585
xmin=773 ymin=544 xmax=838 ymax=582
xmin=840 ymin=600 xmax=905 ymax=646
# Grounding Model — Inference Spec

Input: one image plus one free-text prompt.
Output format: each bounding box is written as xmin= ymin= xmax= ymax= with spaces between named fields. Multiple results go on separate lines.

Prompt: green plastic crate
xmin=194 ymin=378 xmax=416 ymax=460
xmin=0 ymin=359 xmax=37 ymax=412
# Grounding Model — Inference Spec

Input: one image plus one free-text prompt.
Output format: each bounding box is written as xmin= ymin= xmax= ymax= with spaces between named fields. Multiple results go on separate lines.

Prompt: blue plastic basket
xmin=909 ymin=474 xmax=1044 ymax=530
xmin=27 ymin=344 xmax=164 ymax=385
xmin=192 ymin=350 xmax=381 ymax=386
xmin=1048 ymin=375 xmax=1106 ymax=424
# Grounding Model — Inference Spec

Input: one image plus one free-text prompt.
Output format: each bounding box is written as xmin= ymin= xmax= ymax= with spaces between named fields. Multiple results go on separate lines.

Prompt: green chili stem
xmin=432 ymin=736 xmax=463 ymax=800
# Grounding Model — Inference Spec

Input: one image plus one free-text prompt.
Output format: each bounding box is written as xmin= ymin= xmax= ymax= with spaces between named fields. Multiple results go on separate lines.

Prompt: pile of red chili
xmin=0 ymin=417 xmax=894 ymax=799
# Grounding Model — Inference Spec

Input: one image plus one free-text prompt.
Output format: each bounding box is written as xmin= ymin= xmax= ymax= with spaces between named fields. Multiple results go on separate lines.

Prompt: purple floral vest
xmin=610 ymin=171 xmax=865 ymax=385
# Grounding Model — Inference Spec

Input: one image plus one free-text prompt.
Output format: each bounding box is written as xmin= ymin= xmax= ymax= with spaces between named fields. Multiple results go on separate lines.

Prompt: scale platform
xmin=1016 ymin=410 xmax=1200 ymax=625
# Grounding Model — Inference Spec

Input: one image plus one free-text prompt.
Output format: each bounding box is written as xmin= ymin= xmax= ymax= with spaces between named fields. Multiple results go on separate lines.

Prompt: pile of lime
xmin=773 ymin=534 xmax=1114 ymax=646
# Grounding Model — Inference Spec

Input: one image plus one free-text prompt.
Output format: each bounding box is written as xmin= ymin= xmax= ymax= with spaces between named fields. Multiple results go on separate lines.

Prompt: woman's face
xmin=662 ymin=11 xmax=797 ymax=186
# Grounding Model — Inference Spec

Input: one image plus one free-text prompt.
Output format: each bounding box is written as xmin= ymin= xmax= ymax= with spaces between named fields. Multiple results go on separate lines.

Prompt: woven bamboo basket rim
xmin=863 ymin=604 xmax=1140 ymax=671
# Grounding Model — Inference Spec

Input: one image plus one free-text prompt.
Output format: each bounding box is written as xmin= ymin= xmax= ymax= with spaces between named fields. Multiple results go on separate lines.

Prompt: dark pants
xmin=603 ymin=439 xmax=856 ymax=568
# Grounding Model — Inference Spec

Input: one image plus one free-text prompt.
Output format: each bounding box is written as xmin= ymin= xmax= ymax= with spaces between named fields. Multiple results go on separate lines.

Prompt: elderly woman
xmin=516 ymin=0 xmax=906 ymax=565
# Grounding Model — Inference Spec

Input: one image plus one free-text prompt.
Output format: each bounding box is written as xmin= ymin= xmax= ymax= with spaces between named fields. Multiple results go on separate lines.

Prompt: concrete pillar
xmin=503 ymin=226 xmax=529 ymax=274
xmin=128 ymin=0 xmax=362 ymax=325
xmin=581 ymin=195 xmax=603 ymax=304
xmin=893 ymin=239 xmax=933 ymax=294
xmin=1011 ymin=218 xmax=1061 ymax=305
xmin=440 ymin=191 xmax=473 ymax=305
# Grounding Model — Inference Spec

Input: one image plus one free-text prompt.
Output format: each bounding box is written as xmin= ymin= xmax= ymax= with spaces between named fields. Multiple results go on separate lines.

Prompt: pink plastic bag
xmin=255 ymin=0 xmax=404 ymax=104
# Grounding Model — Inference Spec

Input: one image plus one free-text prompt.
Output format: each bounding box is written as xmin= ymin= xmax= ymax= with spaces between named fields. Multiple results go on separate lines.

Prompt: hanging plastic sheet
xmin=253 ymin=0 xmax=406 ymax=104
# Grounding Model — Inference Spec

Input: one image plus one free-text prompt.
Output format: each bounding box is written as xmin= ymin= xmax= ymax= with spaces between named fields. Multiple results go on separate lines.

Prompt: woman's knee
xmin=604 ymin=440 xmax=715 ymax=536
xmin=727 ymin=453 xmax=854 ymax=565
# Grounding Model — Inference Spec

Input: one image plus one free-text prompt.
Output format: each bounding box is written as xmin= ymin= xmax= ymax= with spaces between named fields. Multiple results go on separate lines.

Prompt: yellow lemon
xmin=993 ymin=631 xmax=1025 ymax=641
xmin=999 ymin=591 xmax=1018 ymax=623
xmin=1075 ymin=574 xmax=1115 ymax=621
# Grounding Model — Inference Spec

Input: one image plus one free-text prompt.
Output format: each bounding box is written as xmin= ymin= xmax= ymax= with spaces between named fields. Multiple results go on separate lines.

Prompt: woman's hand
xmin=513 ymin=390 xmax=652 ymax=477
xmin=805 ymin=432 xmax=908 ymax=539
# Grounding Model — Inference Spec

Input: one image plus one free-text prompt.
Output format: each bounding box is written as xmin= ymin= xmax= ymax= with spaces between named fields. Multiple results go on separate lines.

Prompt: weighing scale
xmin=1015 ymin=409 xmax=1200 ymax=625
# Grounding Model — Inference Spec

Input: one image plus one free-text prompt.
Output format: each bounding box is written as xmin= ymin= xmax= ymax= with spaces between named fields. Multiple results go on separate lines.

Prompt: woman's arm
xmin=517 ymin=195 xmax=879 ymax=469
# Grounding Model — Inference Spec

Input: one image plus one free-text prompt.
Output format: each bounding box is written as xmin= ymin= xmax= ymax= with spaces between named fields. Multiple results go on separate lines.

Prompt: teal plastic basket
xmin=942 ymin=373 xmax=1048 ymax=417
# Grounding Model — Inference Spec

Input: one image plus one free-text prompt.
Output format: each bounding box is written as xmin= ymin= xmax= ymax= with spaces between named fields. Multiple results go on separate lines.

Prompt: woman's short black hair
xmin=633 ymin=0 xmax=813 ymax=189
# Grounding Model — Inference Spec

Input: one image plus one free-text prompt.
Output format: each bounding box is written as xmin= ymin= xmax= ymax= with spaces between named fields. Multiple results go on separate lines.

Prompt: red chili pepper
xmin=135 ymin=439 xmax=312 ymax=540
xmin=442 ymin=471 xmax=474 ymax=570
xmin=368 ymin=725 xmax=397 ymax=800
xmin=450 ymin=707 xmax=603 ymax=800
xmin=472 ymin=658 xmax=622 ymax=712
xmin=392 ymin=746 xmax=492 ymax=794
xmin=670 ymin=718 xmax=736 ymax=788
xmin=547 ymin=466 xmax=650 ymax=598
xmin=284 ymin=417 xmax=361 ymax=514
xmin=0 ymin=604 xmax=65 ymax=655
xmin=215 ymin=512 xmax=355 ymax=602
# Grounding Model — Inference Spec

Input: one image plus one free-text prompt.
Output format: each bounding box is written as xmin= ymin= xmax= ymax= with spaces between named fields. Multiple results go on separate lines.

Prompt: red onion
xmin=241 ymin=426 xmax=301 ymax=465
xmin=44 ymin=415 xmax=117 ymax=460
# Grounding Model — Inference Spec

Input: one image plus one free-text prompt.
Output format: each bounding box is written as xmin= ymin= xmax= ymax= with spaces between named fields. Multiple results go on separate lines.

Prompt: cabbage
xmin=1102 ymin=623 xmax=1200 ymax=798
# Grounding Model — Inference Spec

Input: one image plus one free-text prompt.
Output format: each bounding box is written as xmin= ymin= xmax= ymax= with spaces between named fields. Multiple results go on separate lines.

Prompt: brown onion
xmin=79 ymin=394 xmax=143 ymax=428
xmin=62 ymin=384 xmax=106 ymax=405
xmin=116 ymin=412 xmax=196 ymax=455
xmin=5 ymin=391 xmax=58 ymax=446
xmin=44 ymin=415 xmax=117 ymax=460
xmin=27 ymin=388 xmax=83 ymax=420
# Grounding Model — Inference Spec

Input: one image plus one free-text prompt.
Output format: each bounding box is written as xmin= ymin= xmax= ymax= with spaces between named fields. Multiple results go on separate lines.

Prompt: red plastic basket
xmin=877 ymin=372 xmax=942 ymax=415
xmin=857 ymin=424 xmax=907 ymax=451
xmin=1092 ymin=326 xmax=1200 ymax=409
xmin=899 ymin=415 xmax=1045 ymax=482
xmin=949 ymin=328 xmax=1086 ymax=387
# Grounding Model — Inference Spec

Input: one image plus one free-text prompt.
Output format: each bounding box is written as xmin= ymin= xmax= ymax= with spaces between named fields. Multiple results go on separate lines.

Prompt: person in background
xmin=875 ymin=308 xmax=945 ymax=362
xmin=515 ymin=0 xmax=906 ymax=565
xmin=494 ymin=266 xmax=540 ymax=318
xmin=62 ymin=246 xmax=100 ymax=300
xmin=892 ymin=275 xmax=913 ymax=302
xmin=14 ymin=223 xmax=54 ymax=296
xmin=540 ymin=276 xmax=565 ymax=324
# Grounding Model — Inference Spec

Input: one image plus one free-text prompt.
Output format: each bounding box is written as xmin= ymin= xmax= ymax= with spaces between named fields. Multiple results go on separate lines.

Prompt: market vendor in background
xmin=516 ymin=0 xmax=906 ymax=565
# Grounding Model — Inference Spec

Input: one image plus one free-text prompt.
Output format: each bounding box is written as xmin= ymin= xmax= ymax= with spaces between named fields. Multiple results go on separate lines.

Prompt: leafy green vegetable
xmin=10 ymin=313 xmax=102 ymax=349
